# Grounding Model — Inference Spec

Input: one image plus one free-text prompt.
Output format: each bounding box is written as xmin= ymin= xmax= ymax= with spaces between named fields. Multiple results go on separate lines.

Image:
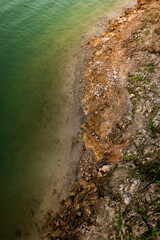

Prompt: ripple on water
xmin=0 ymin=0 xmax=136 ymax=239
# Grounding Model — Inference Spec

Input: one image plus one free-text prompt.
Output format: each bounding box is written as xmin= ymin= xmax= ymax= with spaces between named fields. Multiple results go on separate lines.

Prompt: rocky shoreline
xmin=42 ymin=0 xmax=160 ymax=239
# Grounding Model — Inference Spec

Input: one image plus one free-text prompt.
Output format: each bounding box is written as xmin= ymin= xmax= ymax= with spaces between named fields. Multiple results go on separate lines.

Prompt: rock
xmin=81 ymin=228 xmax=86 ymax=234
xmin=97 ymin=172 xmax=103 ymax=177
xmin=77 ymin=211 xmax=82 ymax=217
xmin=99 ymin=165 xmax=112 ymax=173
xmin=110 ymin=19 xmax=117 ymax=28
xmin=129 ymin=93 xmax=135 ymax=98
xmin=137 ymin=0 xmax=153 ymax=5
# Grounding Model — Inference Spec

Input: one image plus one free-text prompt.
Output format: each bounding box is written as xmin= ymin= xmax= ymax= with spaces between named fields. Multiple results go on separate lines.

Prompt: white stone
xmin=99 ymin=165 xmax=111 ymax=173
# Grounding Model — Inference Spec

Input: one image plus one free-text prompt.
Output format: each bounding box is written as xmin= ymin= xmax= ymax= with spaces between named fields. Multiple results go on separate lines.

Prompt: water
xmin=0 ymin=0 xmax=135 ymax=239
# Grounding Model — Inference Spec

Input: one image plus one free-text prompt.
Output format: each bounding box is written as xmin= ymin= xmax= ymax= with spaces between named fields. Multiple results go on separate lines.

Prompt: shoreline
xmin=41 ymin=0 xmax=160 ymax=239
xmin=38 ymin=0 xmax=138 ymax=222
xmin=40 ymin=0 xmax=139 ymax=237
xmin=15 ymin=2 xmax=138 ymax=239
xmin=58 ymin=0 xmax=138 ymax=195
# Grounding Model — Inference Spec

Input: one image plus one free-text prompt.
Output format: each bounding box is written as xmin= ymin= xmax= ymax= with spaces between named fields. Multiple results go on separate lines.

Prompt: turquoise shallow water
xmin=0 ymin=0 xmax=135 ymax=239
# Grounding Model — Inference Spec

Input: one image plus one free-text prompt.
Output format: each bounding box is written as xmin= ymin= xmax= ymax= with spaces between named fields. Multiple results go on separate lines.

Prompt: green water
xmin=0 ymin=0 xmax=135 ymax=239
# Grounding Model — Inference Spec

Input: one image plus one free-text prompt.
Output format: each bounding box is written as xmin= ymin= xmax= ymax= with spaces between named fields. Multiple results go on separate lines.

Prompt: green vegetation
xmin=147 ymin=65 xmax=154 ymax=73
xmin=135 ymin=38 xmax=142 ymax=43
xmin=131 ymin=74 xmax=144 ymax=82
xmin=116 ymin=215 xmax=123 ymax=232
xmin=148 ymin=11 xmax=160 ymax=23
xmin=151 ymin=83 xmax=157 ymax=91
xmin=152 ymin=228 xmax=160 ymax=236
xmin=116 ymin=212 xmax=125 ymax=233
xmin=134 ymin=151 xmax=160 ymax=184
xmin=153 ymin=200 xmax=160 ymax=211
xmin=127 ymin=228 xmax=160 ymax=239
xmin=123 ymin=155 xmax=130 ymax=161
xmin=143 ymin=29 xmax=150 ymax=36
xmin=147 ymin=107 xmax=159 ymax=138
xmin=134 ymin=205 xmax=148 ymax=220
xmin=138 ymin=229 xmax=160 ymax=239
xmin=145 ymin=78 xmax=151 ymax=84
xmin=137 ymin=145 xmax=143 ymax=156
xmin=133 ymin=105 xmax=137 ymax=110
xmin=136 ymin=95 xmax=141 ymax=103
xmin=130 ymin=74 xmax=151 ymax=85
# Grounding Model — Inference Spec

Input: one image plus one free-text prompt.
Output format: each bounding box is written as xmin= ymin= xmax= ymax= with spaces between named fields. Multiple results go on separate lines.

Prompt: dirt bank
xmin=42 ymin=0 xmax=160 ymax=239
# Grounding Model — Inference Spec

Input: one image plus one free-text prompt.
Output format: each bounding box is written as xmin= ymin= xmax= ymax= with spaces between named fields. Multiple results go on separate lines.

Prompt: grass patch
xmin=123 ymin=155 xmax=130 ymax=161
xmin=152 ymin=228 xmax=160 ymax=236
xmin=147 ymin=107 xmax=159 ymax=137
xmin=135 ymin=38 xmax=142 ymax=43
xmin=143 ymin=29 xmax=150 ymax=36
xmin=147 ymin=65 xmax=155 ymax=73
xmin=131 ymin=74 xmax=144 ymax=82
xmin=151 ymin=83 xmax=157 ymax=91
xmin=134 ymin=205 xmax=147 ymax=220
xmin=116 ymin=212 xmax=125 ymax=233
xmin=136 ymin=96 xmax=141 ymax=103
xmin=134 ymin=151 xmax=160 ymax=184
xmin=148 ymin=11 xmax=160 ymax=23
xmin=137 ymin=145 xmax=143 ymax=156
xmin=130 ymin=74 xmax=151 ymax=85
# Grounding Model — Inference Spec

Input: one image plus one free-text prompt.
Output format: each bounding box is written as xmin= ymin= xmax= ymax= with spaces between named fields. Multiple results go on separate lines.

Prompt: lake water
xmin=0 ymin=0 xmax=135 ymax=239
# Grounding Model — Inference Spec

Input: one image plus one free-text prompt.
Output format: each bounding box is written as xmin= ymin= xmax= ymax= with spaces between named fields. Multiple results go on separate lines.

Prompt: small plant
xmin=137 ymin=221 xmax=140 ymax=226
xmin=134 ymin=151 xmax=160 ymax=184
xmin=136 ymin=174 xmax=143 ymax=180
xmin=145 ymin=78 xmax=151 ymax=84
xmin=153 ymin=107 xmax=159 ymax=116
xmin=151 ymin=83 xmax=157 ymax=91
xmin=128 ymin=233 xmax=136 ymax=240
xmin=147 ymin=107 xmax=159 ymax=137
xmin=132 ymin=74 xmax=144 ymax=82
xmin=133 ymin=105 xmax=137 ymax=110
xmin=116 ymin=213 xmax=124 ymax=232
xmin=134 ymin=205 xmax=139 ymax=213
xmin=135 ymin=192 xmax=141 ymax=200
xmin=152 ymin=228 xmax=160 ymax=236
xmin=137 ymin=145 xmax=143 ymax=156
xmin=134 ymin=206 xmax=147 ymax=220
xmin=136 ymin=96 xmax=141 ymax=103
xmin=148 ymin=11 xmax=160 ymax=23
xmin=135 ymin=38 xmax=142 ymax=43
xmin=149 ymin=132 xmax=157 ymax=139
xmin=147 ymin=65 xmax=155 ymax=73
xmin=143 ymin=29 xmax=150 ymax=35
xmin=138 ymin=232 xmax=153 ymax=240
xmin=123 ymin=155 xmax=130 ymax=161
xmin=154 ymin=201 xmax=160 ymax=211
xmin=155 ymin=188 xmax=160 ymax=193
xmin=130 ymin=74 xmax=151 ymax=86
xmin=148 ymin=118 xmax=155 ymax=131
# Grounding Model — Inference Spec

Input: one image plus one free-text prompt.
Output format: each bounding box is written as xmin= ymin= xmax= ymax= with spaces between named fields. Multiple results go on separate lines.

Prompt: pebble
xmin=77 ymin=211 xmax=82 ymax=216
xmin=99 ymin=165 xmax=112 ymax=173
xmin=129 ymin=93 xmax=135 ymax=98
